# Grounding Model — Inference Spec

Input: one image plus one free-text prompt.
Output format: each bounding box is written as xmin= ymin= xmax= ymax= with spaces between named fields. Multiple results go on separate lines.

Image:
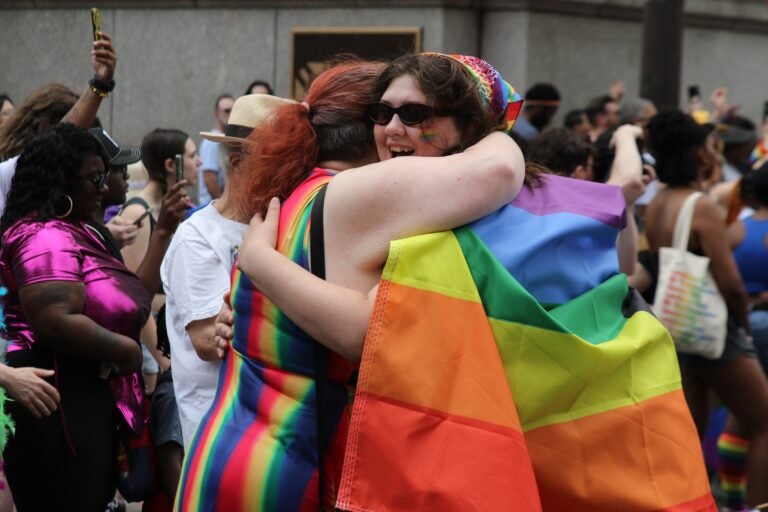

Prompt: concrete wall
xmin=0 ymin=6 xmax=481 ymax=147
xmin=493 ymin=11 xmax=644 ymax=125
xmin=682 ymin=26 xmax=768 ymax=126
xmin=483 ymin=4 xmax=768 ymax=128
xmin=1 ymin=1 xmax=766 ymax=148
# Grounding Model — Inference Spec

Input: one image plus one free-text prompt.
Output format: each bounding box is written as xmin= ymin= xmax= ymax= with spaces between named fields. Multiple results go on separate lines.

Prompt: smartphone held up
xmin=175 ymin=154 xmax=184 ymax=183
xmin=688 ymin=84 xmax=710 ymax=124
xmin=91 ymin=7 xmax=101 ymax=42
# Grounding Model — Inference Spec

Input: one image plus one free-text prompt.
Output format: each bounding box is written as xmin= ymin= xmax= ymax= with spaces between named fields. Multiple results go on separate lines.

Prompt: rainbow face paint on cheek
xmin=420 ymin=130 xmax=438 ymax=142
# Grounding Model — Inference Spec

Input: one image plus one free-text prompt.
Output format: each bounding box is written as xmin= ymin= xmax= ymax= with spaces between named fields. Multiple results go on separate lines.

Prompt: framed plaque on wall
xmin=291 ymin=26 xmax=422 ymax=99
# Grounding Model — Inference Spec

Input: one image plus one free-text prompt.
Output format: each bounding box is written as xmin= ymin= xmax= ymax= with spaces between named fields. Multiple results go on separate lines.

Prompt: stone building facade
xmin=1 ymin=0 xmax=766 ymax=145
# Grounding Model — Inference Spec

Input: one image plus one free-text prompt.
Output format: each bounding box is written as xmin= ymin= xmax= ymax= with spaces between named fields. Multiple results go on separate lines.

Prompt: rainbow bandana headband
xmin=423 ymin=52 xmax=523 ymax=133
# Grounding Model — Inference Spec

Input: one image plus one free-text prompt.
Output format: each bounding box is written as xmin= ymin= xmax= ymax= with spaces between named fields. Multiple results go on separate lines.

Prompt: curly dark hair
xmin=527 ymin=127 xmax=594 ymax=178
xmin=0 ymin=123 xmax=108 ymax=235
xmin=647 ymin=110 xmax=709 ymax=187
xmin=372 ymin=54 xmax=500 ymax=153
xmin=741 ymin=162 xmax=768 ymax=208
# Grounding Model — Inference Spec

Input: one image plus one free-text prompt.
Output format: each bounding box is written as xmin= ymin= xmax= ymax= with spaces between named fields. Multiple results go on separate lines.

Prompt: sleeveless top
xmin=176 ymin=168 xmax=356 ymax=512
xmin=732 ymin=216 xmax=768 ymax=294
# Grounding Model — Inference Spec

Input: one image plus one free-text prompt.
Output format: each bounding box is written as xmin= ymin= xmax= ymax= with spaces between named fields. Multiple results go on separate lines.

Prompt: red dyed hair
xmin=236 ymin=60 xmax=383 ymax=216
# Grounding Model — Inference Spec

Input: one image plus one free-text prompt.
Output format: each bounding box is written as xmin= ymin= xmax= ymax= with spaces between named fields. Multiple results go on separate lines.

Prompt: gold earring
xmin=55 ymin=194 xmax=73 ymax=219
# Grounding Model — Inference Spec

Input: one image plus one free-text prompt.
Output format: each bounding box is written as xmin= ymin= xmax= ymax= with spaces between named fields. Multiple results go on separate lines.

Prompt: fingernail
xmin=270 ymin=197 xmax=279 ymax=205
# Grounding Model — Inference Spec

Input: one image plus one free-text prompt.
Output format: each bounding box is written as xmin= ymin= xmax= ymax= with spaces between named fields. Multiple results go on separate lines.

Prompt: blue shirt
xmin=511 ymin=114 xmax=539 ymax=141
xmin=198 ymin=135 xmax=224 ymax=205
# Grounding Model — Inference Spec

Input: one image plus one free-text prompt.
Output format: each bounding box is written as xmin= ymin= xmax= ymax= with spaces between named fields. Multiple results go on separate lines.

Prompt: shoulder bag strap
xmin=671 ymin=191 xmax=703 ymax=252
xmin=309 ymin=184 xmax=329 ymax=511
xmin=123 ymin=197 xmax=157 ymax=233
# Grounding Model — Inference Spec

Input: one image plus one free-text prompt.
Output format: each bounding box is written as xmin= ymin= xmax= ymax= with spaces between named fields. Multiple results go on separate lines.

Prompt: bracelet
xmin=89 ymin=83 xmax=109 ymax=99
xmin=88 ymin=74 xmax=115 ymax=99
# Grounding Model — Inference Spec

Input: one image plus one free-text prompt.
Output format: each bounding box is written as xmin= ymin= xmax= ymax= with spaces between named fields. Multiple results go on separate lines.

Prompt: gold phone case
xmin=91 ymin=7 xmax=101 ymax=41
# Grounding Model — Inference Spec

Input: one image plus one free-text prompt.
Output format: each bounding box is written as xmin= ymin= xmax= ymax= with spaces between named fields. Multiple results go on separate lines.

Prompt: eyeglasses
xmin=366 ymin=103 xmax=452 ymax=126
xmin=80 ymin=172 xmax=108 ymax=189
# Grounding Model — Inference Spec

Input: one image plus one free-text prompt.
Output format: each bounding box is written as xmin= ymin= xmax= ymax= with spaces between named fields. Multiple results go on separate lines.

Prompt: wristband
xmin=89 ymin=74 xmax=115 ymax=98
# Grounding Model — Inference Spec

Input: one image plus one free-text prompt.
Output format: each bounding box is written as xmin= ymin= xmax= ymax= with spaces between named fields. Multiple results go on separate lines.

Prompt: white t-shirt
xmin=0 ymin=156 xmax=20 ymax=218
xmin=161 ymin=202 xmax=246 ymax=449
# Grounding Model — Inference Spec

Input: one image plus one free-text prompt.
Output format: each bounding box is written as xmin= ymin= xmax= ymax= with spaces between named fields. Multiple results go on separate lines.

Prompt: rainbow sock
xmin=718 ymin=432 xmax=749 ymax=510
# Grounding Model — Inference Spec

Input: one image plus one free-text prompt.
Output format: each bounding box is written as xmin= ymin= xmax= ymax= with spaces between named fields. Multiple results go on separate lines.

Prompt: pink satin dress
xmin=0 ymin=217 xmax=150 ymax=510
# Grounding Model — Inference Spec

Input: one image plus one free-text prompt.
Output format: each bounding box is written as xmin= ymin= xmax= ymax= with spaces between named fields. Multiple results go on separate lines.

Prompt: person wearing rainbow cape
xmin=232 ymin=53 xmax=717 ymax=511
xmin=175 ymin=55 xmax=527 ymax=512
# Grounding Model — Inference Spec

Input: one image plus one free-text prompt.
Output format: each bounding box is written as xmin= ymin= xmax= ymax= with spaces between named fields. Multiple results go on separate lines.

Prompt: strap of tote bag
xmin=671 ymin=191 xmax=703 ymax=252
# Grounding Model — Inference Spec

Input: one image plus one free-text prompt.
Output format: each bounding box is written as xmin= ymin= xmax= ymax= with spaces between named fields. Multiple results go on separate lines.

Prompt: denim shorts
xmin=150 ymin=370 xmax=183 ymax=448
xmin=749 ymin=309 xmax=768 ymax=373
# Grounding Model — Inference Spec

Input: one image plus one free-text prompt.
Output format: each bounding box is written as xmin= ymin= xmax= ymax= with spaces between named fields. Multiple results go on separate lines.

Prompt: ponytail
xmin=236 ymin=104 xmax=319 ymax=216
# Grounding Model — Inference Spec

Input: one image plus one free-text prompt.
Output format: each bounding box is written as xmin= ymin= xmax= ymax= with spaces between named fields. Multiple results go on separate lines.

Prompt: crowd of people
xmin=0 ymin=29 xmax=767 ymax=512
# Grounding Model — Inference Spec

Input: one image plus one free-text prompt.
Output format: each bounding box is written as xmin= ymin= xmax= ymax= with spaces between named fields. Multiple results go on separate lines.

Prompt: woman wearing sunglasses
xmin=218 ymin=53 xmax=714 ymax=511
xmin=0 ymin=124 xmax=150 ymax=510
xmin=176 ymin=56 xmax=525 ymax=512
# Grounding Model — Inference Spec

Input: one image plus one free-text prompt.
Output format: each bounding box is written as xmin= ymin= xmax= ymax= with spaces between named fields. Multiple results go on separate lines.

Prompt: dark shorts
xmin=749 ymin=309 xmax=768 ymax=373
xmin=150 ymin=370 xmax=183 ymax=449
xmin=677 ymin=316 xmax=756 ymax=369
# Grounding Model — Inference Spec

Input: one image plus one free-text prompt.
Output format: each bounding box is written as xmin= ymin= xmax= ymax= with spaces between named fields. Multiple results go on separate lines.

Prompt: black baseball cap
xmin=89 ymin=127 xmax=141 ymax=166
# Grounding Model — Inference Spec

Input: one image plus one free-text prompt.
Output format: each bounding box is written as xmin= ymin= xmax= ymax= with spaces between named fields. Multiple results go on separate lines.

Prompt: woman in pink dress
xmin=0 ymin=123 xmax=150 ymax=511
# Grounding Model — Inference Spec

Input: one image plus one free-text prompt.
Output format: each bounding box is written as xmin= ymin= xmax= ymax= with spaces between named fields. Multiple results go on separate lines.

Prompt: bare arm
xmin=325 ymin=131 xmax=524 ymax=284
xmin=120 ymin=203 xmax=152 ymax=273
xmin=132 ymin=181 xmax=190 ymax=294
xmin=140 ymin=315 xmax=170 ymax=374
xmin=238 ymin=133 xmax=524 ymax=359
xmin=0 ymin=365 xmax=60 ymax=418
xmin=616 ymin=206 xmax=638 ymax=275
xmin=186 ymin=318 xmax=221 ymax=362
xmin=214 ymin=295 xmax=233 ymax=359
xmin=19 ymin=281 xmax=142 ymax=375
xmin=606 ymin=125 xmax=643 ymax=188
xmin=608 ymin=125 xmax=652 ymax=275
xmin=627 ymin=259 xmax=654 ymax=295
xmin=693 ymin=198 xmax=750 ymax=329
xmin=726 ymin=219 xmax=745 ymax=250
xmin=238 ymin=199 xmax=373 ymax=362
xmin=60 ymin=32 xmax=116 ymax=128
xmin=105 ymin=216 xmax=138 ymax=249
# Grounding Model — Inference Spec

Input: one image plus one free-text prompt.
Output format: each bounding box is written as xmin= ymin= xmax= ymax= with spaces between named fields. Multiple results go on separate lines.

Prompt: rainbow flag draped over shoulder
xmin=337 ymin=176 xmax=714 ymax=512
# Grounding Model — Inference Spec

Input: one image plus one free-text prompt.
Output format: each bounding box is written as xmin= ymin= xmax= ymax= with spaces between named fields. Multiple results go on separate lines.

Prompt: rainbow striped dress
xmin=176 ymin=168 xmax=356 ymax=512
xmin=337 ymin=174 xmax=715 ymax=512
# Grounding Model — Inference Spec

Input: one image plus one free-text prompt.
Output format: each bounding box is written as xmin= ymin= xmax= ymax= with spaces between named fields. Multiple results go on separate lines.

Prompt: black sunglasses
xmin=367 ymin=103 xmax=452 ymax=126
xmin=80 ymin=172 xmax=108 ymax=189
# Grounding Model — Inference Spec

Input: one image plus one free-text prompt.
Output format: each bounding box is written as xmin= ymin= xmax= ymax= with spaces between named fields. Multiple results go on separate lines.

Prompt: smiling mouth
xmin=390 ymin=146 xmax=414 ymax=158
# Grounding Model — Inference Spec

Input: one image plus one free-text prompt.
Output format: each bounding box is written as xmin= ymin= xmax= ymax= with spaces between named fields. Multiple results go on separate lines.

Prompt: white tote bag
xmin=652 ymin=192 xmax=727 ymax=359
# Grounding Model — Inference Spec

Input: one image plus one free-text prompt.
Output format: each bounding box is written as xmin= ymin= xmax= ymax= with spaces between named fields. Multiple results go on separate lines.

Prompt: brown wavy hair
xmin=236 ymin=59 xmax=383 ymax=216
xmin=0 ymin=83 xmax=79 ymax=160
xmin=372 ymin=54 xmax=500 ymax=154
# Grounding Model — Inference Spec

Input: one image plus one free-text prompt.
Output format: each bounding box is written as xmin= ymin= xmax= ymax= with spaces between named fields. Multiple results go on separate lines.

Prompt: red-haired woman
xmin=175 ymin=58 xmax=525 ymax=512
